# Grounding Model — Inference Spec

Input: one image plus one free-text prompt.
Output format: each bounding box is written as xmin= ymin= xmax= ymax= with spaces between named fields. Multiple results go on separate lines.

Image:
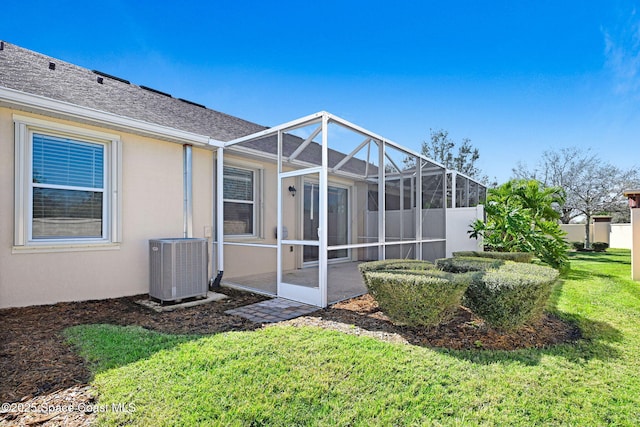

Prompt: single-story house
xmin=0 ymin=41 xmax=486 ymax=309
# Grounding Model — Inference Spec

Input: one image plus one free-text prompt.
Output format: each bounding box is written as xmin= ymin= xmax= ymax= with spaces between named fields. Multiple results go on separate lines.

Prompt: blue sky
xmin=3 ymin=1 xmax=640 ymax=183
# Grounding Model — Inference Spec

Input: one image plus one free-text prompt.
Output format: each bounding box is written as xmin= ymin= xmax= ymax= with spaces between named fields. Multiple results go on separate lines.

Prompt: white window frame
xmin=223 ymin=164 xmax=261 ymax=238
xmin=14 ymin=115 xmax=122 ymax=249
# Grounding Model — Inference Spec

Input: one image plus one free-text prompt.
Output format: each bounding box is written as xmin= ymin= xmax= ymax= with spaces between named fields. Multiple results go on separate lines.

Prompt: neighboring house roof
xmin=0 ymin=41 xmax=265 ymax=142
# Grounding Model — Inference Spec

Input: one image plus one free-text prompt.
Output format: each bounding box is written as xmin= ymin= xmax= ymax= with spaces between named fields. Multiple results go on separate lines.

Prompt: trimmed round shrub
xmin=592 ymin=242 xmax=609 ymax=252
xmin=358 ymin=259 xmax=433 ymax=273
xmin=363 ymin=271 xmax=470 ymax=327
xmin=358 ymin=259 xmax=435 ymax=287
xmin=435 ymin=256 xmax=504 ymax=273
xmin=571 ymin=241 xmax=585 ymax=251
xmin=381 ymin=261 xmax=436 ymax=271
xmin=452 ymin=251 xmax=534 ymax=263
xmin=463 ymin=262 xmax=559 ymax=331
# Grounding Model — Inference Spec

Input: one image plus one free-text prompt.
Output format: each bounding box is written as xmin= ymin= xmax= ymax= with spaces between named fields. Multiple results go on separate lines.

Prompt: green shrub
xmin=463 ymin=262 xmax=559 ymax=331
xmin=358 ymin=259 xmax=435 ymax=287
xmin=592 ymin=242 xmax=609 ymax=252
xmin=435 ymin=256 xmax=504 ymax=273
xmin=387 ymin=262 xmax=435 ymax=270
xmin=452 ymin=251 xmax=534 ymax=263
xmin=375 ymin=269 xmax=479 ymax=286
xmin=358 ymin=259 xmax=433 ymax=273
xmin=571 ymin=241 xmax=585 ymax=251
xmin=363 ymin=271 xmax=470 ymax=327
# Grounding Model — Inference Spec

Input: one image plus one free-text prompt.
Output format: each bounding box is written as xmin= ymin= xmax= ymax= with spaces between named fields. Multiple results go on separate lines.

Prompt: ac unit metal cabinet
xmin=149 ymin=238 xmax=208 ymax=302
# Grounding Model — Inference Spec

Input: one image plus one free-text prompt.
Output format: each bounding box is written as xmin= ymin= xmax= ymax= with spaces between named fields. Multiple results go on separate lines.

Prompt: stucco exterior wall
xmin=192 ymin=146 xmax=214 ymax=277
xmin=0 ymin=108 xmax=214 ymax=308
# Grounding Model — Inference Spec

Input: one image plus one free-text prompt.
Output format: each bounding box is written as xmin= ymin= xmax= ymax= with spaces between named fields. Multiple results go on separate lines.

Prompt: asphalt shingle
xmin=0 ymin=41 xmax=265 ymax=142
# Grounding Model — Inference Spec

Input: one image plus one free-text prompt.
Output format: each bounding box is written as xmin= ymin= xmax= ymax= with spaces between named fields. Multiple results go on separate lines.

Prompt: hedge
xmin=435 ymin=256 xmax=504 ymax=273
xmin=363 ymin=271 xmax=470 ymax=327
xmin=463 ymin=262 xmax=559 ymax=330
xmin=452 ymin=251 xmax=534 ymax=263
xmin=358 ymin=259 xmax=435 ymax=287
xmin=358 ymin=259 xmax=434 ymax=273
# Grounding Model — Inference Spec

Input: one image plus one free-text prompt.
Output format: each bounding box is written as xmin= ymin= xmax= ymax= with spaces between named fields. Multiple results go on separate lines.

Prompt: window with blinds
xmin=223 ymin=166 xmax=255 ymax=235
xmin=31 ymin=133 xmax=105 ymax=239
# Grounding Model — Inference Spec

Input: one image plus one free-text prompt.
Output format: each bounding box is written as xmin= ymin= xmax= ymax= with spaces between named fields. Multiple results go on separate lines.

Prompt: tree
xmin=513 ymin=147 xmax=640 ymax=248
xmin=469 ymin=179 xmax=569 ymax=271
xmin=420 ymin=129 xmax=487 ymax=182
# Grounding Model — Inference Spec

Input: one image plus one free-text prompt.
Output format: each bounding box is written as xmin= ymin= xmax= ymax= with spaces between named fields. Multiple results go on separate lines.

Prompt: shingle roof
xmin=0 ymin=41 xmax=381 ymax=177
xmin=0 ymin=41 xmax=265 ymax=141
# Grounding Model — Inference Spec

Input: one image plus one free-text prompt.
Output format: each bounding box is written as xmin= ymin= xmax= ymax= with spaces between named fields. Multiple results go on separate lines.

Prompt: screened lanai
xmin=214 ymin=112 xmax=463 ymax=308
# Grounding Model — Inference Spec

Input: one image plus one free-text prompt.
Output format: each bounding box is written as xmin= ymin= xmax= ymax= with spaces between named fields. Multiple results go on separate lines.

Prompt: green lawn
xmin=65 ymin=249 xmax=640 ymax=426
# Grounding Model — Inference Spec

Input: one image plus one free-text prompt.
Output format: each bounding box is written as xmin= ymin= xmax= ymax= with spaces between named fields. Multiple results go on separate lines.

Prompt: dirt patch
xmin=0 ymin=291 xmax=580 ymax=426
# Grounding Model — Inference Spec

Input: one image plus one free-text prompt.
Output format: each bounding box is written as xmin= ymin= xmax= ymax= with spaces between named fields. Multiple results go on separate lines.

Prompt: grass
xmin=65 ymin=249 xmax=640 ymax=426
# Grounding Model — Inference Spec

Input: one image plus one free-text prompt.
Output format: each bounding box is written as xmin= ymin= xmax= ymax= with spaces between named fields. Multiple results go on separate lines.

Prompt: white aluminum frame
xmin=220 ymin=111 xmax=486 ymax=308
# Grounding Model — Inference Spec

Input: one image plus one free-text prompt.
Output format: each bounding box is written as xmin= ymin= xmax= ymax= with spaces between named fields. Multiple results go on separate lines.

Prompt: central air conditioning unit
xmin=149 ymin=238 xmax=208 ymax=303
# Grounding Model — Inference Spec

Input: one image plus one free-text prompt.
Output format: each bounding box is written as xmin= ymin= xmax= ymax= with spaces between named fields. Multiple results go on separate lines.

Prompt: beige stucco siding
xmin=0 ymin=108 xmax=213 ymax=308
xmin=0 ymin=108 xmax=15 ymax=306
xmin=192 ymin=146 xmax=214 ymax=278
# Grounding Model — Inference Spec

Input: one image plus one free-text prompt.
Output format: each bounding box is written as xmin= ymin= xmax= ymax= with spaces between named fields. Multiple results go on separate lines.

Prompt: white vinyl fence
xmin=445 ymin=205 xmax=484 ymax=257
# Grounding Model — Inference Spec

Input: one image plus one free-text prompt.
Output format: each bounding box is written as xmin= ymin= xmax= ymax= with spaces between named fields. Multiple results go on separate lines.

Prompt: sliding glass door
xmin=303 ymin=182 xmax=349 ymax=263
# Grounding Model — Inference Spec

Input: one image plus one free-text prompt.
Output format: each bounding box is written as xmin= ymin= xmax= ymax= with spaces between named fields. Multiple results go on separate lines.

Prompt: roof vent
xmin=0 ymin=41 xmax=4 ymax=51
xmin=140 ymin=85 xmax=172 ymax=98
xmin=49 ymin=62 xmax=56 ymax=70
xmin=178 ymin=98 xmax=206 ymax=109
xmin=97 ymin=76 xmax=104 ymax=84
xmin=92 ymin=70 xmax=130 ymax=85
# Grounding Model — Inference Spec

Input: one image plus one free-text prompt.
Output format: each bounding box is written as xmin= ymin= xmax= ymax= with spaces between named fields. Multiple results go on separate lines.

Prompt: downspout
xmin=183 ymin=144 xmax=193 ymax=238
xmin=211 ymin=146 xmax=225 ymax=288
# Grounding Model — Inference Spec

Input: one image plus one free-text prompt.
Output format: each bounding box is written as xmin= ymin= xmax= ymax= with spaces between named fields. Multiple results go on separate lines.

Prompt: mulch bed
xmin=0 ymin=290 xmax=580 ymax=426
xmin=302 ymin=294 xmax=581 ymax=350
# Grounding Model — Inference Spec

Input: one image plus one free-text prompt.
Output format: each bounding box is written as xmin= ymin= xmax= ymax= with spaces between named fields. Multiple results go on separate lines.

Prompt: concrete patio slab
xmin=136 ymin=292 xmax=228 ymax=312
